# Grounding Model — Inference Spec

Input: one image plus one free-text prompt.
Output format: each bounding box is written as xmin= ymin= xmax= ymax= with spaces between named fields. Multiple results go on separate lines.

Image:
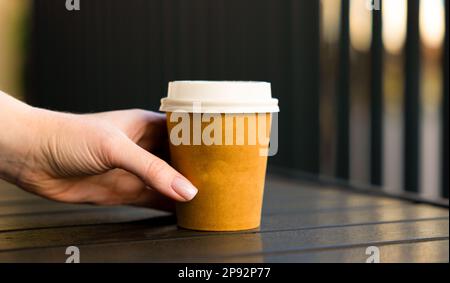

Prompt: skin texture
xmin=0 ymin=91 xmax=198 ymax=211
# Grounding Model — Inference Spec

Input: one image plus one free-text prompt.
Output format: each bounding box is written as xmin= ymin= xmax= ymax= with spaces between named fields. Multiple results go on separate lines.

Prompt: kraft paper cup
xmin=160 ymin=81 xmax=279 ymax=231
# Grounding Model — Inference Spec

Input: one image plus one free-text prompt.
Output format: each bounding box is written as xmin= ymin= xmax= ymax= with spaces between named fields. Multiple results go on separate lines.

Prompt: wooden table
xmin=0 ymin=174 xmax=448 ymax=263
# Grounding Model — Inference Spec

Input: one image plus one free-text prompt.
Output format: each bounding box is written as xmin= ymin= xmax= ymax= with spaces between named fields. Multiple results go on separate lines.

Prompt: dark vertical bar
xmin=404 ymin=0 xmax=421 ymax=193
xmin=443 ymin=0 xmax=449 ymax=198
xmin=162 ymin=0 xmax=179 ymax=82
xmin=145 ymin=0 xmax=164 ymax=109
xmin=336 ymin=0 xmax=350 ymax=180
xmin=191 ymin=0 xmax=208 ymax=79
xmin=177 ymin=0 xmax=192 ymax=79
xmin=242 ymin=0 xmax=268 ymax=82
xmin=223 ymin=0 xmax=246 ymax=80
xmin=370 ymin=2 xmax=383 ymax=186
xmin=265 ymin=0 xmax=292 ymax=168
xmin=206 ymin=0 xmax=226 ymax=79
xmin=289 ymin=0 xmax=320 ymax=173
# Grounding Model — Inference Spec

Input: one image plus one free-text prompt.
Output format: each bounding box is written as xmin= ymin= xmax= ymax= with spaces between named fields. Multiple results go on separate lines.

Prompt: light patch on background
xmin=420 ymin=61 xmax=442 ymax=200
xmin=348 ymin=0 xmax=372 ymax=183
xmin=382 ymin=0 xmax=407 ymax=55
xmin=381 ymin=0 xmax=407 ymax=193
xmin=320 ymin=0 xmax=342 ymax=45
xmin=419 ymin=0 xmax=445 ymax=200
xmin=349 ymin=0 xmax=372 ymax=52
xmin=0 ymin=0 xmax=30 ymax=100
xmin=420 ymin=0 xmax=445 ymax=49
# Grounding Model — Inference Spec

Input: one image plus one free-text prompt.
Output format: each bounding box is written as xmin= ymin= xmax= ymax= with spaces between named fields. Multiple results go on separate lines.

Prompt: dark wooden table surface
xmin=0 ymin=174 xmax=448 ymax=263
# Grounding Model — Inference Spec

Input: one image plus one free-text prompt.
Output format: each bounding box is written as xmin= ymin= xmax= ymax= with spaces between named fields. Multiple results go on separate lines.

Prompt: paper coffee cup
xmin=160 ymin=81 xmax=279 ymax=231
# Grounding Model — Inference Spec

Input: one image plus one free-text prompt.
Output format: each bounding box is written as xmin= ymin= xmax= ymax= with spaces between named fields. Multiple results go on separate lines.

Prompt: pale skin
xmin=0 ymin=91 xmax=198 ymax=211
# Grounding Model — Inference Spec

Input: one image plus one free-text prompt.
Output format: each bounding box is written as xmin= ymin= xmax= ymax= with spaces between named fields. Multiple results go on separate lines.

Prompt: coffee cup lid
xmin=159 ymin=81 xmax=279 ymax=113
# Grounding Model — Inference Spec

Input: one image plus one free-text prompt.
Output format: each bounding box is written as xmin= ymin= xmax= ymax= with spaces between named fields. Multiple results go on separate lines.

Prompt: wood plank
xmin=0 ymin=193 xmax=401 ymax=217
xmin=0 ymin=177 xmax=296 ymax=200
xmin=0 ymin=168 xmax=432 ymax=230
xmin=0 ymin=187 xmax=400 ymax=217
xmin=261 ymin=204 xmax=448 ymax=231
xmin=0 ymin=174 xmax=438 ymax=232
xmin=255 ymin=240 xmax=449 ymax=263
xmin=0 ymin=204 xmax=446 ymax=252
xmin=0 ymin=194 xmax=398 ymax=230
xmin=0 ymin=219 xmax=447 ymax=262
xmin=0 ymin=207 xmax=170 ymax=232
xmin=0 ymin=175 xmax=405 ymax=217
xmin=0 ymin=192 xmax=399 ymax=218
xmin=1 ymin=172 xmax=447 ymax=263
xmin=0 ymin=200 xmax=108 ymax=216
xmin=263 ymin=176 xmax=408 ymax=214
xmin=264 ymin=194 xmax=406 ymax=216
xmin=0 ymin=172 xmax=366 ymax=202
xmin=0 ymin=197 xmax=445 ymax=232
xmin=0 ymin=174 xmax=370 ymax=204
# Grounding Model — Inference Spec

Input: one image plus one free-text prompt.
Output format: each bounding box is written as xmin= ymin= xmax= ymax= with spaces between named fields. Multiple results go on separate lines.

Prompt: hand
xmin=0 ymin=92 xmax=198 ymax=211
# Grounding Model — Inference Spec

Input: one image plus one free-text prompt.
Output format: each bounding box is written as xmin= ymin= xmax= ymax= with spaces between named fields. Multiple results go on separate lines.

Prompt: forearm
xmin=0 ymin=91 xmax=194 ymax=205
xmin=0 ymin=91 xmax=41 ymax=184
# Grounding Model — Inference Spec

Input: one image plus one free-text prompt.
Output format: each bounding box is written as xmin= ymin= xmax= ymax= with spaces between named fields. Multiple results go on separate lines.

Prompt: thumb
xmin=110 ymin=136 xmax=198 ymax=202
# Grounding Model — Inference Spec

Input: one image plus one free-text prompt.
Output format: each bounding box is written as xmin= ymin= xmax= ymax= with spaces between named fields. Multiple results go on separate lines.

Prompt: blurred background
xmin=0 ymin=0 xmax=448 ymax=202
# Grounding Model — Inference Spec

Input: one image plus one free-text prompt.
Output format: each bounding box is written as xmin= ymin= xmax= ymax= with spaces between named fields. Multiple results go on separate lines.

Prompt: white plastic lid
xmin=159 ymin=81 xmax=279 ymax=113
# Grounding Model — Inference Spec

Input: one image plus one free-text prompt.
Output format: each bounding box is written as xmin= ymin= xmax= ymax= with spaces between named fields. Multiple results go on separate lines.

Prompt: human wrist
xmin=0 ymin=91 xmax=43 ymax=184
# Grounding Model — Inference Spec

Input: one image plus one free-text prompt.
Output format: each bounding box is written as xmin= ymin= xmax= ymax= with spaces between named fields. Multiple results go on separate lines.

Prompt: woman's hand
xmin=0 ymin=91 xmax=197 ymax=211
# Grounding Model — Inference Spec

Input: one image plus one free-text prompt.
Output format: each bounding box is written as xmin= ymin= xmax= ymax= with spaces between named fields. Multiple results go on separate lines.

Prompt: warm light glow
xmin=420 ymin=0 xmax=445 ymax=49
xmin=320 ymin=0 xmax=342 ymax=44
xmin=0 ymin=0 xmax=30 ymax=99
xmin=350 ymin=0 xmax=372 ymax=52
xmin=382 ymin=0 xmax=408 ymax=55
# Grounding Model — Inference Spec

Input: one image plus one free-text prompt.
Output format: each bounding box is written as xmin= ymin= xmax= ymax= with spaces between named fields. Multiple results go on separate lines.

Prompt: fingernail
xmin=171 ymin=177 xmax=198 ymax=201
